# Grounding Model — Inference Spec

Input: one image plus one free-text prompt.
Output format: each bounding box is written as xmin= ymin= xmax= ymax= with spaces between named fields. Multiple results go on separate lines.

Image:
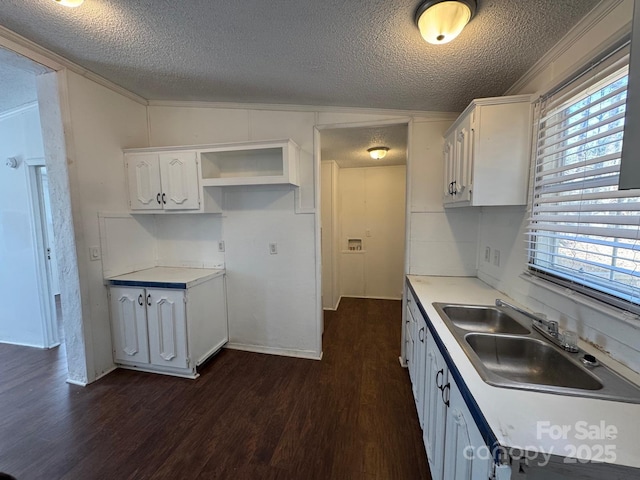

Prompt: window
xmin=527 ymin=44 xmax=640 ymax=313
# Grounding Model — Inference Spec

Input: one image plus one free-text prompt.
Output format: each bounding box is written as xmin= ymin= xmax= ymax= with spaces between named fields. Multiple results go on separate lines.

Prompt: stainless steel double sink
xmin=433 ymin=303 xmax=640 ymax=403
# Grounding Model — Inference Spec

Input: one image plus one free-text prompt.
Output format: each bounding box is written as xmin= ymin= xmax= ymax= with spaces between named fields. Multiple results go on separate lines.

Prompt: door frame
xmin=25 ymin=157 xmax=60 ymax=348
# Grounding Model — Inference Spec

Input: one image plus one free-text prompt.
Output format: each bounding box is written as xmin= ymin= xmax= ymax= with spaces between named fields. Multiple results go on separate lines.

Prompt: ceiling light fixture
xmin=51 ymin=0 xmax=84 ymax=7
xmin=367 ymin=147 xmax=390 ymax=160
xmin=415 ymin=0 xmax=476 ymax=45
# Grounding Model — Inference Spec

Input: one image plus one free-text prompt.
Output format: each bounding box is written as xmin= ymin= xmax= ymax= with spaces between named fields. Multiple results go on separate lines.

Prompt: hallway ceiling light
xmin=367 ymin=147 xmax=389 ymax=160
xmin=51 ymin=0 xmax=84 ymax=7
xmin=415 ymin=0 xmax=476 ymax=45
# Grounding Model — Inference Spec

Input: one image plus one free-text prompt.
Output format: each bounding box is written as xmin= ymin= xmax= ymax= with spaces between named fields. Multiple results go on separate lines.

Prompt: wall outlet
xmin=493 ymin=249 xmax=500 ymax=267
xmin=269 ymin=242 xmax=278 ymax=255
xmin=89 ymin=246 xmax=101 ymax=261
xmin=218 ymin=241 xmax=225 ymax=252
xmin=484 ymin=246 xmax=491 ymax=262
xmin=365 ymin=229 xmax=372 ymax=237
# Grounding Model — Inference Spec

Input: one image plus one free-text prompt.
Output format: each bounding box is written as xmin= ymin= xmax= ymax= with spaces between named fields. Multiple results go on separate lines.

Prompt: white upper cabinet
xmin=158 ymin=152 xmax=200 ymax=210
xmin=198 ymin=139 xmax=300 ymax=187
xmin=443 ymin=95 xmax=533 ymax=207
xmin=127 ymin=153 xmax=162 ymax=211
xmin=126 ymin=151 xmax=203 ymax=212
xmin=619 ymin=0 xmax=640 ymax=189
xmin=124 ymin=139 xmax=299 ymax=214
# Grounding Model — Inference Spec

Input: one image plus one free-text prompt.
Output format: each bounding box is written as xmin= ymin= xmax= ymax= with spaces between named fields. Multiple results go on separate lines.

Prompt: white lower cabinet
xmin=408 ymin=292 xmax=428 ymax=428
xmin=423 ymin=333 xmax=449 ymax=480
xmin=407 ymin=286 xmax=504 ymax=480
xmin=443 ymin=379 xmax=493 ymax=480
xmin=109 ymin=272 xmax=228 ymax=378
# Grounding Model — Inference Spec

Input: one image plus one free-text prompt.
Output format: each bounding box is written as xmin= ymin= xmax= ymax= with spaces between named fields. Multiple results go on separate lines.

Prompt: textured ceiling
xmin=321 ymin=124 xmax=408 ymax=169
xmin=0 ymin=46 xmax=49 ymax=113
xmin=0 ymin=0 xmax=599 ymax=112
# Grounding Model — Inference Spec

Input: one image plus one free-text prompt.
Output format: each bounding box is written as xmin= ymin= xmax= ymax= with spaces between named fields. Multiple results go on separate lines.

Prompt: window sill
xmin=519 ymin=272 xmax=640 ymax=331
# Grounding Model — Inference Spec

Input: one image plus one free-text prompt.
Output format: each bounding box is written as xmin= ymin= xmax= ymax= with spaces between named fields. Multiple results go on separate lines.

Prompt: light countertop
xmin=106 ymin=266 xmax=224 ymax=289
xmin=407 ymin=275 xmax=640 ymax=470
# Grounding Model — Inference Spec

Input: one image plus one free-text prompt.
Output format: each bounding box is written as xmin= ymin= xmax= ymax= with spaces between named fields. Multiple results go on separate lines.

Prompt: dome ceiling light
xmin=51 ymin=0 xmax=84 ymax=7
xmin=367 ymin=147 xmax=390 ymax=160
xmin=415 ymin=0 xmax=477 ymax=45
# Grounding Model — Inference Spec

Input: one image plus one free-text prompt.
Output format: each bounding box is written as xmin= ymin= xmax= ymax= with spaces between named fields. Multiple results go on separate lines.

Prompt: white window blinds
xmin=527 ymin=45 xmax=640 ymax=312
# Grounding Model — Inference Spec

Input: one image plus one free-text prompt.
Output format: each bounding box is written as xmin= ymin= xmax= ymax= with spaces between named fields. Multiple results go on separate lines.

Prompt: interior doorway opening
xmin=319 ymin=122 xmax=409 ymax=311
xmin=0 ymin=44 xmax=71 ymax=379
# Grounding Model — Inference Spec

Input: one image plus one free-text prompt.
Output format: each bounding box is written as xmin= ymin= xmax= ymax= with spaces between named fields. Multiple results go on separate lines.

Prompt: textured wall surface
xmin=0 ymin=0 xmax=598 ymax=111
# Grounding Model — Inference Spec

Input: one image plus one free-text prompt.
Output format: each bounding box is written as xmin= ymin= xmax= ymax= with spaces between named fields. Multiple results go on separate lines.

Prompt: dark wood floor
xmin=0 ymin=298 xmax=430 ymax=480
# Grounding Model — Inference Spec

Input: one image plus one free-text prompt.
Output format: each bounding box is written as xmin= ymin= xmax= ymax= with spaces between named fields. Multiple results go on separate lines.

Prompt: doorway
xmin=27 ymin=161 xmax=63 ymax=347
xmin=319 ymin=122 xmax=409 ymax=311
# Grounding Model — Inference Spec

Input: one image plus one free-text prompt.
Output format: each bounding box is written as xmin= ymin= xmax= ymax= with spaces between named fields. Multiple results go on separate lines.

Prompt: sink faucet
xmin=495 ymin=298 xmax=560 ymax=340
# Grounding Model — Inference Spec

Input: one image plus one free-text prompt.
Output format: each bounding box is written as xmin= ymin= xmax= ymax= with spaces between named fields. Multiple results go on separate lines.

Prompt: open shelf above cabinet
xmin=198 ymin=139 xmax=299 ymax=187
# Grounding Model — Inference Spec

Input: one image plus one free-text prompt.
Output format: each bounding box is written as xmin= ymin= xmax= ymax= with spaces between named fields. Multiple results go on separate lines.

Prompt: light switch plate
xmin=218 ymin=241 xmax=225 ymax=252
xmin=89 ymin=246 xmax=101 ymax=261
xmin=269 ymin=242 xmax=278 ymax=255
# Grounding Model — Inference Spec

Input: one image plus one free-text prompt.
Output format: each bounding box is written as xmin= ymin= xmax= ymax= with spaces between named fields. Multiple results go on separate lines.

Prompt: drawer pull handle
xmin=436 ymin=369 xmax=444 ymax=389
xmin=147 ymin=294 xmax=151 ymax=306
xmin=138 ymin=294 xmax=143 ymax=306
xmin=442 ymin=383 xmax=450 ymax=407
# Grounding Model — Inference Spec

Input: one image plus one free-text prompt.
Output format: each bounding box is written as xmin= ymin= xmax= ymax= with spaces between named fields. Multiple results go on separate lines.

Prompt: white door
xmin=126 ymin=153 xmax=162 ymax=210
xmin=110 ymin=286 xmax=150 ymax=364
xmin=36 ymin=167 xmax=60 ymax=295
xmin=146 ymin=289 xmax=189 ymax=368
xmin=159 ymin=152 xmax=200 ymax=210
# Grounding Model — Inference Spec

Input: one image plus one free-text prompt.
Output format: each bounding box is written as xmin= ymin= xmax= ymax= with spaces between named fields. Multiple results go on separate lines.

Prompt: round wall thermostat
xmin=6 ymin=157 xmax=18 ymax=169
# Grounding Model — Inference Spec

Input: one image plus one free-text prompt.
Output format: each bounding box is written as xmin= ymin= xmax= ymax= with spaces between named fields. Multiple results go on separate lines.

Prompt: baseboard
xmin=340 ymin=295 xmax=403 ymax=301
xmin=91 ymin=365 xmax=118 ymax=383
xmin=399 ymin=356 xmax=408 ymax=368
xmin=224 ymin=342 xmax=322 ymax=360
xmin=66 ymin=378 xmax=88 ymax=387
xmin=0 ymin=339 xmax=47 ymax=349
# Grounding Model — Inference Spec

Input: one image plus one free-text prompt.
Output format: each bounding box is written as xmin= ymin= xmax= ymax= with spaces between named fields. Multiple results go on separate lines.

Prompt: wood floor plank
xmin=0 ymin=298 xmax=430 ymax=479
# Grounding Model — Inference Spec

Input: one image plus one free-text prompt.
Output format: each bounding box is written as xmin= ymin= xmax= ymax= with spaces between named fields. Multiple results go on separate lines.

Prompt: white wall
xmin=477 ymin=0 xmax=640 ymax=372
xmin=408 ymin=118 xmax=479 ymax=276
xmin=321 ymin=161 xmax=336 ymax=309
xmin=337 ymin=165 xmax=406 ymax=300
xmin=0 ymin=104 xmax=48 ymax=347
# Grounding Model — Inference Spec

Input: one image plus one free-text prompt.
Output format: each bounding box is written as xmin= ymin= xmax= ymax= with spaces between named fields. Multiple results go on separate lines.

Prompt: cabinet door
xmin=443 ymin=136 xmax=455 ymax=202
xmin=406 ymin=308 xmax=416 ymax=382
xmin=126 ymin=153 xmax=162 ymax=210
xmin=414 ymin=320 xmax=427 ymax=428
xmin=443 ymin=379 xmax=492 ymax=480
xmin=424 ymin=334 xmax=448 ymax=480
xmin=453 ymin=112 xmax=473 ymax=203
xmin=146 ymin=289 xmax=189 ymax=368
xmin=110 ymin=287 xmax=149 ymax=364
xmin=159 ymin=152 xmax=200 ymax=210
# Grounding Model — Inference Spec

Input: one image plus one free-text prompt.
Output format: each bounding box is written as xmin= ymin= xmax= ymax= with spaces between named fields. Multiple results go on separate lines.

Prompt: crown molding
xmin=0 ymin=101 xmax=38 ymax=120
xmin=504 ymin=0 xmax=631 ymax=96
xmin=146 ymin=99 xmax=457 ymax=120
xmin=0 ymin=25 xmax=148 ymax=106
